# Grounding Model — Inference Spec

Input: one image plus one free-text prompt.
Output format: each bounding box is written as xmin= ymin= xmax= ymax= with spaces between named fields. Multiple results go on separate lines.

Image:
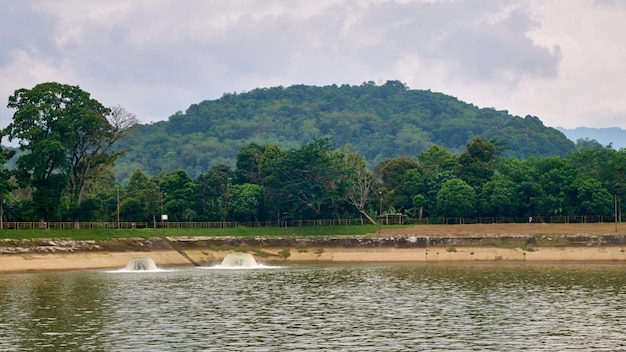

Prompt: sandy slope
xmin=0 ymin=223 xmax=624 ymax=273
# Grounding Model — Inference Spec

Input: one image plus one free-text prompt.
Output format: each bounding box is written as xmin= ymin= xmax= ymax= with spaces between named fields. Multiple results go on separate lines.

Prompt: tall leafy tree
xmin=235 ymin=142 xmax=265 ymax=184
xmin=381 ymin=157 xmax=421 ymax=190
xmin=606 ymin=150 xmax=626 ymax=220
xmin=418 ymin=145 xmax=457 ymax=178
xmin=122 ymin=169 xmax=160 ymax=222
xmin=4 ymin=82 xmax=136 ymax=220
xmin=257 ymin=145 xmax=286 ymax=221
xmin=0 ymin=147 xmax=16 ymax=227
xmin=569 ymin=146 xmax=626 ymax=219
xmin=454 ymin=137 xmax=496 ymax=189
xmin=264 ymin=139 xmax=341 ymax=218
xmin=231 ymin=183 xmax=264 ymax=222
xmin=538 ymin=156 xmax=576 ymax=216
xmin=571 ymin=176 xmax=613 ymax=216
xmin=158 ymin=169 xmax=195 ymax=221
xmin=194 ymin=165 xmax=235 ymax=221
xmin=69 ymin=105 xmax=137 ymax=207
xmin=380 ymin=157 xmax=423 ymax=213
xmin=423 ymin=170 xmax=455 ymax=217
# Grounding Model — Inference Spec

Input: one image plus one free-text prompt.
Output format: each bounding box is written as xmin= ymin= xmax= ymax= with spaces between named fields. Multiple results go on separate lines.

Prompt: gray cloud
xmin=349 ymin=1 xmax=561 ymax=83
xmin=0 ymin=2 xmax=58 ymax=66
xmin=0 ymin=0 xmax=624 ymax=131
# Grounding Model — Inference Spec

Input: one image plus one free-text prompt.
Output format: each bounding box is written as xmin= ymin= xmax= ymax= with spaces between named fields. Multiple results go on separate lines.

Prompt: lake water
xmin=0 ymin=263 xmax=625 ymax=351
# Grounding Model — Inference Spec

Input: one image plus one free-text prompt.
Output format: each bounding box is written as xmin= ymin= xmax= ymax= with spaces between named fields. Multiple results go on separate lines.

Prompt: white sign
xmin=161 ymin=214 xmax=168 ymax=221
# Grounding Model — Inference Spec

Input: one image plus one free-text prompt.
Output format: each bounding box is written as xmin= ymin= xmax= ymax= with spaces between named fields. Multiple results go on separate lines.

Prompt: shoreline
xmin=1 ymin=231 xmax=626 ymax=273
xmin=2 ymin=246 xmax=626 ymax=274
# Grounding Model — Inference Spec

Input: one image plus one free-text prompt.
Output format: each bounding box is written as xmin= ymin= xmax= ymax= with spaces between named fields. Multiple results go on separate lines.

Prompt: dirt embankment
xmin=1 ymin=223 xmax=625 ymax=273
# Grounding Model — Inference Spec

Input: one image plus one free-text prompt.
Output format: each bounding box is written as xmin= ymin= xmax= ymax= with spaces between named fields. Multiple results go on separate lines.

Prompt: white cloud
xmin=1 ymin=0 xmax=625 ymax=131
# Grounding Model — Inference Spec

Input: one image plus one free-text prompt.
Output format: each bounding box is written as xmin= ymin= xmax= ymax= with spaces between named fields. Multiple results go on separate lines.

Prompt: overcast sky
xmin=1 ymin=0 xmax=625 ymax=132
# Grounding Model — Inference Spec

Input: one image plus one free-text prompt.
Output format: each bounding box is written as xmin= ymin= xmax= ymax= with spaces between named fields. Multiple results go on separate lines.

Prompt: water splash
xmin=204 ymin=252 xmax=280 ymax=269
xmin=107 ymin=257 xmax=168 ymax=273
xmin=125 ymin=257 xmax=158 ymax=271
xmin=221 ymin=252 xmax=258 ymax=267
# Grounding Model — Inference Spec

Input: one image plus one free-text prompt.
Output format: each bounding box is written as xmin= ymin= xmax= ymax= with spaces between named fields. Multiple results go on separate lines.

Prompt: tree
xmin=391 ymin=168 xmax=424 ymax=212
xmin=454 ymin=137 xmax=496 ymax=189
xmin=437 ymin=178 xmax=477 ymax=218
xmin=194 ymin=165 xmax=235 ymax=221
xmin=381 ymin=157 xmax=421 ymax=190
xmin=73 ymin=197 xmax=104 ymax=222
xmin=124 ymin=169 xmax=160 ymax=222
xmin=0 ymin=147 xmax=16 ymax=227
xmin=418 ymin=145 xmax=457 ymax=178
xmin=423 ymin=170 xmax=455 ymax=217
xmin=4 ymin=82 xmax=137 ymax=220
xmin=119 ymin=198 xmax=147 ymax=222
xmin=264 ymin=139 xmax=341 ymax=218
xmin=528 ymin=156 xmax=576 ymax=217
xmin=235 ymin=143 xmax=265 ymax=184
xmin=69 ymin=104 xmax=137 ymax=207
xmin=159 ymin=169 xmax=195 ymax=221
xmin=479 ymin=176 xmax=518 ymax=217
xmin=339 ymin=152 xmax=378 ymax=224
xmin=569 ymin=146 xmax=626 ymax=219
xmin=395 ymin=125 xmax=432 ymax=156
xmin=257 ymin=144 xmax=286 ymax=222
xmin=115 ymin=83 xmax=575 ymax=178
xmin=380 ymin=157 xmax=423 ymax=213
xmin=231 ymin=183 xmax=264 ymax=222
xmin=571 ymin=176 xmax=613 ymax=215
xmin=606 ymin=150 xmax=626 ymax=220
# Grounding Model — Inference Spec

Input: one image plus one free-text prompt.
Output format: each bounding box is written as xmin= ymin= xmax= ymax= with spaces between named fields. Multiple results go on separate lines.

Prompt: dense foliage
xmin=114 ymin=81 xmax=575 ymax=181
xmin=2 ymin=82 xmax=137 ymax=222
xmin=3 ymin=81 xmax=620 ymax=226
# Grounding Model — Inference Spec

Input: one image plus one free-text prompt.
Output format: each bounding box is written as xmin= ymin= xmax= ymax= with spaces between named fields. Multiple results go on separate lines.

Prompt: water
xmin=0 ymin=263 xmax=625 ymax=351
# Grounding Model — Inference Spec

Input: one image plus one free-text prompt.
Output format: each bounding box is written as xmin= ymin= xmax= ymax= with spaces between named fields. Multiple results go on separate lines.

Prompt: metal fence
xmin=0 ymin=214 xmax=620 ymax=230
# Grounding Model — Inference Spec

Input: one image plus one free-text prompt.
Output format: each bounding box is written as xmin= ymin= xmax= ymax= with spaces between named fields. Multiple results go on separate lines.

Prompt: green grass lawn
xmin=0 ymin=224 xmax=402 ymax=241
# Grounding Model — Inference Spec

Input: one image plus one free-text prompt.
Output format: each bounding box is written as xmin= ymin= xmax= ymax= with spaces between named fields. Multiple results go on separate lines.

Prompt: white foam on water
xmin=105 ymin=257 xmax=172 ymax=273
xmin=200 ymin=263 xmax=283 ymax=270
xmin=106 ymin=268 xmax=172 ymax=273
xmin=201 ymin=252 xmax=283 ymax=269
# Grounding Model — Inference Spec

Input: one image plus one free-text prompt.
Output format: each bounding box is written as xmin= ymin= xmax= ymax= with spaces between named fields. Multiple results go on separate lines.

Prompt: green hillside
xmin=115 ymin=80 xmax=575 ymax=180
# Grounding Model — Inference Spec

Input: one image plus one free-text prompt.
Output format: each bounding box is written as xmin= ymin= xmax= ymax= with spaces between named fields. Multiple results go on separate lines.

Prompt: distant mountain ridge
xmin=557 ymin=127 xmax=626 ymax=149
xmin=115 ymin=81 xmax=576 ymax=180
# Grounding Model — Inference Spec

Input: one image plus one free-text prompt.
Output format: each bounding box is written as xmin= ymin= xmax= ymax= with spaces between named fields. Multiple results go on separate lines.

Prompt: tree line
xmin=114 ymin=80 xmax=575 ymax=181
xmin=1 ymin=82 xmax=622 ymax=225
xmin=114 ymin=137 xmax=622 ymax=225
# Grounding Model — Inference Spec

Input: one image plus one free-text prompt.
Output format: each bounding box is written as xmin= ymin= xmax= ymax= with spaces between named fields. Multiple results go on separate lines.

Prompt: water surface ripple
xmin=0 ymin=263 xmax=624 ymax=351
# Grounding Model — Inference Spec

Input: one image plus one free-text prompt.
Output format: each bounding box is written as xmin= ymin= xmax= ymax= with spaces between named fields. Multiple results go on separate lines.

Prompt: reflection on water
xmin=0 ymin=263 xmax=625 ymax=351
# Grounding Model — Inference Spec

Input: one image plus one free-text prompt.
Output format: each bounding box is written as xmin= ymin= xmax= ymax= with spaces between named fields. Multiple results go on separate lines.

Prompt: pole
xmin=615 ymin=194 xmax=618 ymax=233
xmin=117 ymin=187 xmax=120 ymax=229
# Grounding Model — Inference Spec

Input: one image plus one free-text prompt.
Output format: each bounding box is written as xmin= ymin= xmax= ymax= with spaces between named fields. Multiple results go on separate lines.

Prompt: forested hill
xmin=115 ymin=80 xmax=575 ymax=180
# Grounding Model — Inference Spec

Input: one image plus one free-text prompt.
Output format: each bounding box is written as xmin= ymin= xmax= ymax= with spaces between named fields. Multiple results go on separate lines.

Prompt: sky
xmin=1 ymin=0 xmax=625 ymax=133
